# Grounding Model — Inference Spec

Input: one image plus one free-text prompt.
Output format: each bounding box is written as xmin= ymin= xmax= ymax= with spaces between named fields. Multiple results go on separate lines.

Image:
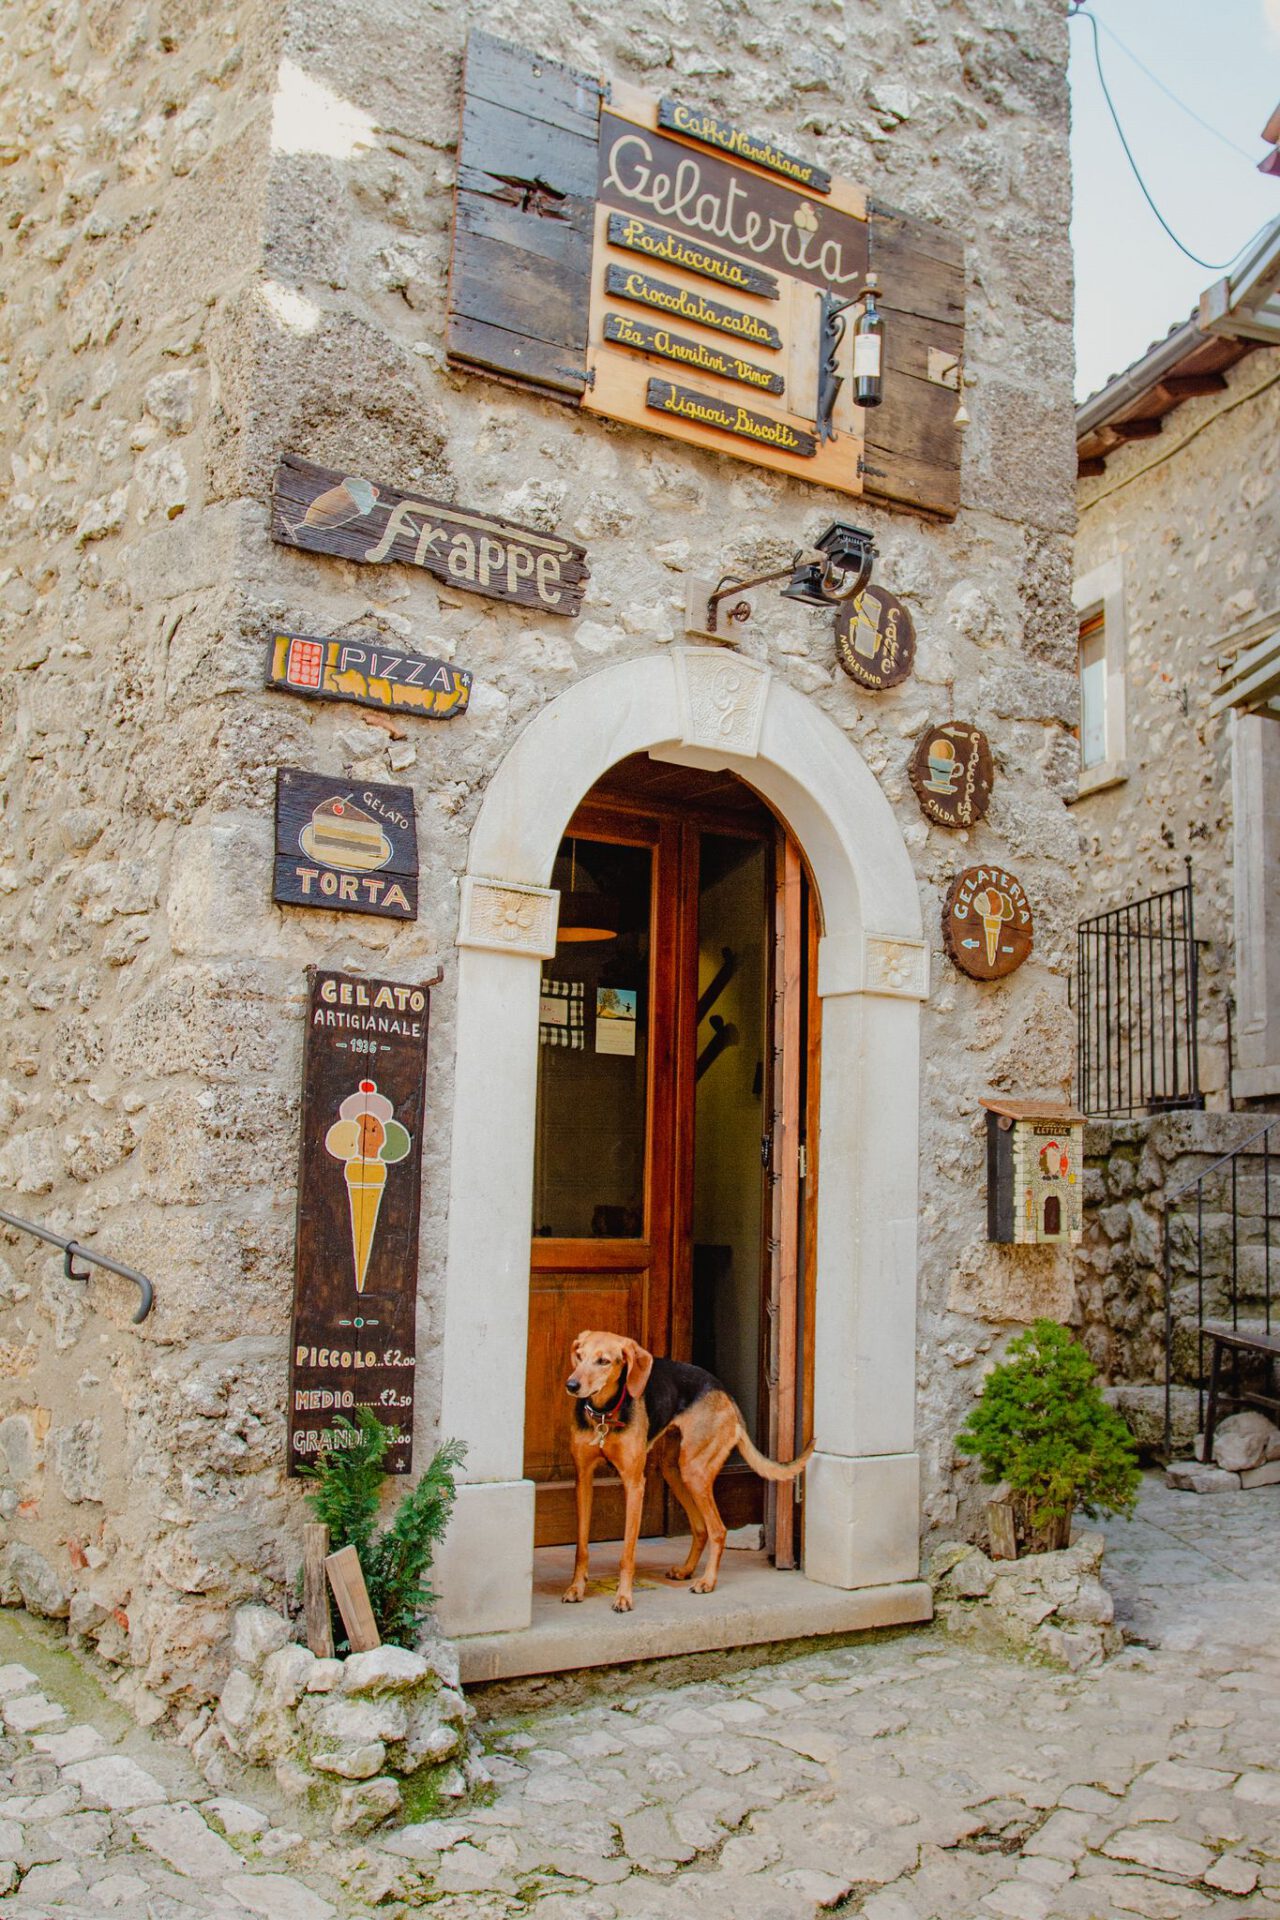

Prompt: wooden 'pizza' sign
xmin=266 ymin=633 xmax=473 ymax=721
xmin=274 ymin=768 xmax=418 ymax=921
xmin=446 ymin=32 xmax=965 ymax=517
xmin=834 ymin=586 xmax=916 ymax=689
xmin=288 ymin=968 xmax=431 ymax=1474
xmin=909 ymin=721 xmax=994 ymax=828
xmin=943 ymin=866 xmax=1033 ymax=981
xmin=272 ymin=455 xmax=590 ymax=617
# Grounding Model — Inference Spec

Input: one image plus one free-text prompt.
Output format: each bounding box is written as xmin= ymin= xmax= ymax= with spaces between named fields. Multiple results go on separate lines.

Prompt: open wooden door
xmin=523 ymin=758 xmax=817 ymax=1555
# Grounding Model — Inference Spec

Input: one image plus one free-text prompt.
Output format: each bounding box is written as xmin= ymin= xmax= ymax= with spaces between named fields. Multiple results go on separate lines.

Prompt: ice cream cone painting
xmin=943 ymin=865 xmax=1034 ymax=981
xmin=324 ymin=1080 xmax=412 ymax=1293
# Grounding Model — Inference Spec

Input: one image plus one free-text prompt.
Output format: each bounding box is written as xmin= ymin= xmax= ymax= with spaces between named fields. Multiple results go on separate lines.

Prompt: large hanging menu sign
xmin=587 ymin=88 xmax=869 ymax=491
xmin=446 ymin=33 xmax=965 ymax=517
xmin=288 ymin=969 xmax=432 ymax=1475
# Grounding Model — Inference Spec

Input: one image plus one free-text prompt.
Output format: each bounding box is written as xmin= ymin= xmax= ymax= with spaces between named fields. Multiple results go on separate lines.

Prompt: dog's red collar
xmin=584 ymin=1367 xmax=630 ymax=1445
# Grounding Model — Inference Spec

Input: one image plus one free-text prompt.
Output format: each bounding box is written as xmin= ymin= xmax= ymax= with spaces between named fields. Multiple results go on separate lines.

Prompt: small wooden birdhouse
xmin=981 ymin=1097 xmax=1085 ymax=1246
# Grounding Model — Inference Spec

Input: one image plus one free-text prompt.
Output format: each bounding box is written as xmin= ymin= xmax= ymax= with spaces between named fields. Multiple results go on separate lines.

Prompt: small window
xmin=1079 ymin=610 xmax=1107 ymax=770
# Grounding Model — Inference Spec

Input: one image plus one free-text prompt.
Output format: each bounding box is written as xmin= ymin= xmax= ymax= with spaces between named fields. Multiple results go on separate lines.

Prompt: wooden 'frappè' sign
xmin=909 ymin=721 xmax=994 ymax=828
xmin=943 ymin=865 xmax=1033 ymax=981
xmin=834 ymin=587 xmax=915 ymax=689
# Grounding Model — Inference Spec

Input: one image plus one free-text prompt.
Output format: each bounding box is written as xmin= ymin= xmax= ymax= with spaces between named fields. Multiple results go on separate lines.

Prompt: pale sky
xmin=1069 ymin=0 xmax=1280 ymax=401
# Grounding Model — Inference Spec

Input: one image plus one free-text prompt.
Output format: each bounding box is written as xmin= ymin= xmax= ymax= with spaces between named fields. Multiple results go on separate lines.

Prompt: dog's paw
xmin=690 ymin=1577 xmax=716 ymax=1594
xmin=561 ymin=1586 xmax=585 ymax=1604
xmin=664 ymin=1566 xmax=692 ymax=1582
xmin=611 ymin=1592 xmax=633 ymax=1613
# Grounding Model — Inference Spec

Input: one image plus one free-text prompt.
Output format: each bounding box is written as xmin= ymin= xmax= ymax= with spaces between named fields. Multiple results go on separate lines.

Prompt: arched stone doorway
xmin=433 ymin=649 xmax=929 ymax=1643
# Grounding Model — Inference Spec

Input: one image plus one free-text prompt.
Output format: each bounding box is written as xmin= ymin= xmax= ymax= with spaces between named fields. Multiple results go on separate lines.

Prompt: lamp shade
xmin=556 ymin=890 xmax=619 ymax=943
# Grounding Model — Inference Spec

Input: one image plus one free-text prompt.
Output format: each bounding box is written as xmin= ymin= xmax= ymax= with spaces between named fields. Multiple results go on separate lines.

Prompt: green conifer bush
xmin=956 ymin=1320 xmax=1140 ymax=1547
xmin=301 ymin=1409 xmax=466 ymax=1649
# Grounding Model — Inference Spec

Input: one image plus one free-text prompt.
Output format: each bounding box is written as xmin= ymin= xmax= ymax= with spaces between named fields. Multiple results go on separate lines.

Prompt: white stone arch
xmin=433 ymin=649 xmax=928 ymax=1638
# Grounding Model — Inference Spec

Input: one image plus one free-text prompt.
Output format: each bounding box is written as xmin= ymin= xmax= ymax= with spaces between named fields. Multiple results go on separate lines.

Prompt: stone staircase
xmin=1081 ymin=1112 xmax=1279 ymax=1456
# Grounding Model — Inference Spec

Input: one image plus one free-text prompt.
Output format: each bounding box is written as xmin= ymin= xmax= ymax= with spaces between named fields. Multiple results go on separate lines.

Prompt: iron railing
xmin=1076 ymin=860 xmax=1201 ymax=1118
xmin=1162 ymin=1117 xmax=1277 ymax=1456
xmin=0 ymin=1208 xmax=154 ymax=1322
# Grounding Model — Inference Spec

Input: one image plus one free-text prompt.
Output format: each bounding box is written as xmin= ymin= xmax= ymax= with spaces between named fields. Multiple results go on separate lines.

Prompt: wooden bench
xmin=1201 ymin=1322 xmax=1280 ymax=1463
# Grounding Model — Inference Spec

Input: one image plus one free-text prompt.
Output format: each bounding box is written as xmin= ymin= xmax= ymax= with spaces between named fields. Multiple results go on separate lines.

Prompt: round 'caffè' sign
xmin=834 ymin=586 xmax=915 ymax=690
xmin=943 ymin=865 xmax=1034 ymax=981
xmin=908 ymin=721 xmax=994 ymax=828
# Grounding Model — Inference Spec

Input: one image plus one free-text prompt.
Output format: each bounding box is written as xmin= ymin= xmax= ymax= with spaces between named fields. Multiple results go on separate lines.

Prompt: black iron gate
xmin=1076 ymin=860 xmax=1201 ymax=1119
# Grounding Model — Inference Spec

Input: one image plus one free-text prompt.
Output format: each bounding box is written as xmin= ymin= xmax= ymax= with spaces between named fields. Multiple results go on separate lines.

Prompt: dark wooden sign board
xmin=274 ymin=767 xmax=419 ymax=921
xmin=605 ymin=212 xmax=779 ymax=299
xmin=834 ymin=587 xmax=916 ymax=689
xmin=288 ymin=967 xmax=432 ymax=1475
xmin=943 ymin=865 xmax=1034 ymax=981
xmin=603 ymin=314 xmax=783 ymax=395
xmin=266 ymin=633 xmax=473 ymax=721
xmin=909 ymin=721 xmax=994 ymax=828
xmin=655 ymin=97 xmax=832 ymax=195
xmin=271 ymin=454 xmax=590 ymax=618
xmin=604 ymin=264 xmax=783 ymax=351
xmin=446 ymin=32 xmax=965 ymax=516
xmin=646 ymin=378 xmax=817 ymax=458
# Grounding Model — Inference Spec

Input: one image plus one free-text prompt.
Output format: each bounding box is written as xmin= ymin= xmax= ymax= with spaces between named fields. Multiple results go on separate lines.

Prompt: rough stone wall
xmin=1 ymin=0 xmax=1079 ymax=1713
xmin=1074 ymin=356 xmax=1280 ymax=1101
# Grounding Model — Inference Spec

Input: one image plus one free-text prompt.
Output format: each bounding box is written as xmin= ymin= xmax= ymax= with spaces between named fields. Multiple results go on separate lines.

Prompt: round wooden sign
xmin=943 ymin=865 xmax=1034 ymax=981
xmin=909 ymin=721 xmax=995 ymax=829
xmin=834 ymin=586 xmax=916 ymax=690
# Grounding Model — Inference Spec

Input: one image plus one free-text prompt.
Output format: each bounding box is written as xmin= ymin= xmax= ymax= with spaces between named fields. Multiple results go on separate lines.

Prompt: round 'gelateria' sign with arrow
xmin=943 ymin=865 xmax=1033 ymax=981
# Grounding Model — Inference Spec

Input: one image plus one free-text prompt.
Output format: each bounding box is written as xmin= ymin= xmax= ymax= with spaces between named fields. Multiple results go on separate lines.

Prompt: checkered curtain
xmin=539 ymin=978 xmax=585 ymax=1049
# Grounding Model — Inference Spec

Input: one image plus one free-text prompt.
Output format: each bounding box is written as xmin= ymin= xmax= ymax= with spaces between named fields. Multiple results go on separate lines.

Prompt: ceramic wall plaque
xmin=943 ymin=865 xmax=1033 ymax=980
xmin=908 ymin=720 xmax=994 ymax=827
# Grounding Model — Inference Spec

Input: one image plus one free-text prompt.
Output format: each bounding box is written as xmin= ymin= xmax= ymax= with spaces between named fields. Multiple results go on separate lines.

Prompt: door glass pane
xmin=691 ymin=834 xmax=768 ymax=1439
xmin=533 ymin=838 xmax=651 ymax=1239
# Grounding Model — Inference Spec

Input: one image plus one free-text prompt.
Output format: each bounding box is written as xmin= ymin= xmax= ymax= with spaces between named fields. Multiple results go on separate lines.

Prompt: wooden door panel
xmin=526 ymin=1259 xmax=664 ymax=1546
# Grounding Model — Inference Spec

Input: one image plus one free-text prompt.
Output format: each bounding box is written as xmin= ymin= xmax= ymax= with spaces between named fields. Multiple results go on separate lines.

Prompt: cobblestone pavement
xmin=1 ymin=1474 xmax=1278 ymax=1918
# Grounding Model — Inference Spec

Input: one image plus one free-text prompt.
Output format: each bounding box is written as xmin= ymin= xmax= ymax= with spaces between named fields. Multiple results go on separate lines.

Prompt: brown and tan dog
xmin=562 ymin=1329 xmax=813 ymax=1613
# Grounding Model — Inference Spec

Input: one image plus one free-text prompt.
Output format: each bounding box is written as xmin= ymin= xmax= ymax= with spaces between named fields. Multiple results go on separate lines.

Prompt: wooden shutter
xmin=447 ymin=32 xmax=602 ymax=401
xmin=864 ymin=199 xmax=966 ymax=518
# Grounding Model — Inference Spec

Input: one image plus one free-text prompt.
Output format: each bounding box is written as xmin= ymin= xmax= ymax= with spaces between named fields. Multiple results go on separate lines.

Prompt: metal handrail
xmin=0 ymin=1208 xmax=154 ymax=1323
xmin=1162 ymin=1116 xmax=1278 ymax=1205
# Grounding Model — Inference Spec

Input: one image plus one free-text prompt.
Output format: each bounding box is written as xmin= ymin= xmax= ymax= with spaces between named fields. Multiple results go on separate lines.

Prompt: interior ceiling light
xmin=556 ymin=838 xmax=619 ymax=943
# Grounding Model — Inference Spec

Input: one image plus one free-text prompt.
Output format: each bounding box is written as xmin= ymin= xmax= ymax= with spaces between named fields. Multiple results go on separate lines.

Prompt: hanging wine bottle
xmin=853 ymin=273 xmax=884 ymax=409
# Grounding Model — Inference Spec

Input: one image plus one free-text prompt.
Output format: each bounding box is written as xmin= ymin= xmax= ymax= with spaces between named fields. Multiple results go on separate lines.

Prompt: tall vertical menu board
xmin=446 ymin=32 xmax=965 ymax=518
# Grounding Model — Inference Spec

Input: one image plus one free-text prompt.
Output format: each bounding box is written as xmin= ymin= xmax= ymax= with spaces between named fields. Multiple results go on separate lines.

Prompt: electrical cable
xmin=1069 ymin=1 xmax=1249 ymax=273
xmin=1090 ymin=13 xmax=1259 ymax=165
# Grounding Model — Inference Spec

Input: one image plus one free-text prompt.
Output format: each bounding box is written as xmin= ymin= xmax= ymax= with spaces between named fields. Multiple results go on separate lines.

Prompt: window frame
xmin=1071 ymin=557 xmax=1128 ymax=799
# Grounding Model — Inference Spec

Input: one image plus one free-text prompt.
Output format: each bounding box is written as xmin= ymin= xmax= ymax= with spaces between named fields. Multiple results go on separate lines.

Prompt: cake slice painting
xmin=273 ymin=767 xmax=419 ymax=920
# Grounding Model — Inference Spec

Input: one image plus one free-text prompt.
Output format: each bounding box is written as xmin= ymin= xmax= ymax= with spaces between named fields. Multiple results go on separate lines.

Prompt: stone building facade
xmin=0 ymin=0 xmax=1079 ymax=1721
xmin=1073 ymin=246 xmax=1280 ymax=1107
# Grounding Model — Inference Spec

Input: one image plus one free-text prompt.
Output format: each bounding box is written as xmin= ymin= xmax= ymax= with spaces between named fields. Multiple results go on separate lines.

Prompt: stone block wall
xmin=1074 ymin=359 xmax=1280 ymax=1102
xmin=1 ymin=0 xmax=1079 ymax=1715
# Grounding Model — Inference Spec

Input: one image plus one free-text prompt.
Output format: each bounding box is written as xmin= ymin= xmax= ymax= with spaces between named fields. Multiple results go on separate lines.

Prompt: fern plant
xmin=955 ymin=1320 xmax=1140 ymax=1547
xmin=301 ymin=1410 xmax=466 ymax=1650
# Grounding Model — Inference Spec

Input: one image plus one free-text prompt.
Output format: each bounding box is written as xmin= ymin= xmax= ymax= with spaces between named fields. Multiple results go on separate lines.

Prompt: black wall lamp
xmin=688 ymin=521 xmax=878 ymax=642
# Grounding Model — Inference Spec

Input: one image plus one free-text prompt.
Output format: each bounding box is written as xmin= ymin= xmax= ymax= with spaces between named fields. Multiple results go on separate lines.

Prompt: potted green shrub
xmin=956 ymin=1320 xmax=1140 ymax=1556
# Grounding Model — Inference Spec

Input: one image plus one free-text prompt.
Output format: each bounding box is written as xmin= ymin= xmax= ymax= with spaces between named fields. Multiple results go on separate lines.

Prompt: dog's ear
xmin=620 ymin=1338 xmax=653 ymax=1396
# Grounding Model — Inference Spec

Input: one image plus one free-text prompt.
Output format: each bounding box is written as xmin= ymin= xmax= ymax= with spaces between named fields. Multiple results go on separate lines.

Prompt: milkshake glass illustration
xmin=924 ymin=737 xmax=958 ymax=794
xmin=324 ymin=1080 xmax=412 ymax=1293
xmin=972 ymin=886 xmax=1014 ymax=967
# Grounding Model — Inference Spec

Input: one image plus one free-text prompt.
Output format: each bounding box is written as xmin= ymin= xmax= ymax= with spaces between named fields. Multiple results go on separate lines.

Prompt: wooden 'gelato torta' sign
xmin=271 ymin=454 xmax=590 ymax=617
xmin=943 ymin=865 xmax=1033 ymax=981
xmin=834 ymin=586 xmax=916 ymax=689
xmin=909 ymin=721 xmax=994 ymax=828
xmin=274 ymin=768 xmax=418 ymax=921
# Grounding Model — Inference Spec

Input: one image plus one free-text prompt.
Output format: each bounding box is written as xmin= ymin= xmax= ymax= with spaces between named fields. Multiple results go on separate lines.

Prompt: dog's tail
xmin=735 ymin=1426 xmax=815 ymax=1482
